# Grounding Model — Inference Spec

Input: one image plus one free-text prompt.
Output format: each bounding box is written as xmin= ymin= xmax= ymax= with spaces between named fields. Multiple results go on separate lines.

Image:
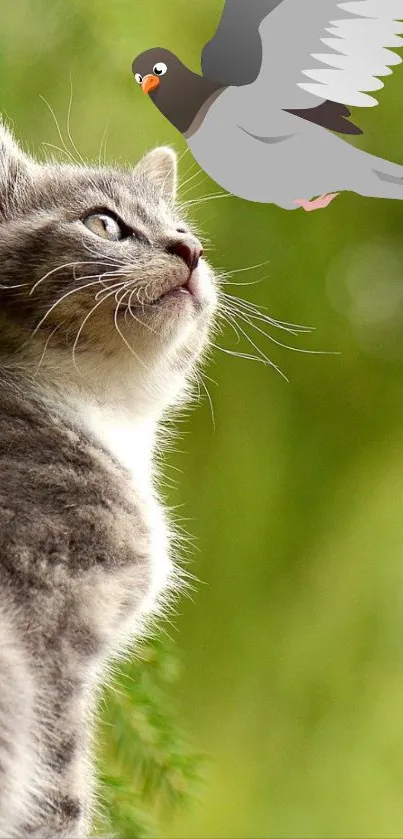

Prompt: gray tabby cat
xmin=0 ymin=121 xmax=217 ymax=837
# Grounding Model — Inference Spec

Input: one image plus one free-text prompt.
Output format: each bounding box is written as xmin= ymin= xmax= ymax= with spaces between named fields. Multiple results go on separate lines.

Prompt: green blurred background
xmin=3 ymin=1 xmax=403 ymax=836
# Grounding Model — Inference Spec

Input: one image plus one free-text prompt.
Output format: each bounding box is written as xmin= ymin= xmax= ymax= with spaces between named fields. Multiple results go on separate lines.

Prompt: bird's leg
xmin=293 ymin=193 xmax=339 ymax=212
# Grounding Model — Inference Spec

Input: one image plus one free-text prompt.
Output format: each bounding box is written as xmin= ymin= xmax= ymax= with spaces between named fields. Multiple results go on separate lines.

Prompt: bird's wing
xmin=201 ymin=0 xmax=286 ymax=86
xmin=253 ymin=0 xmax=403 ymax=110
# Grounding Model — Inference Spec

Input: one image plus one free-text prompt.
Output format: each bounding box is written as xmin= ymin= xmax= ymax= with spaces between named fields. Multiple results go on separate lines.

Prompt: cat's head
xmin=0 ymin=122 xmax=217 ymax=416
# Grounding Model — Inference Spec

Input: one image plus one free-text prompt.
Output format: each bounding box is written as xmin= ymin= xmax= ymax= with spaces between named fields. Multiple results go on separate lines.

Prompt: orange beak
xmin=141 ymin=74 xmax=160 ymax=95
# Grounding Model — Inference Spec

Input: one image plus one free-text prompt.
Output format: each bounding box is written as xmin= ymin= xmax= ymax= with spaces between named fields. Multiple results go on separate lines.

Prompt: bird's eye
xmin=134 ymin=73 xmax=143 ymax=85
xmin=153 ymin=62 xmax=167 ymax=76
xmin=82 ymin=212 xmax=126 ymax=242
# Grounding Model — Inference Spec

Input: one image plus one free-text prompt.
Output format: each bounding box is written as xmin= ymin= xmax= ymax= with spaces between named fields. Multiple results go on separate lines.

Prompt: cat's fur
xmin=0 ymin=121 xmax=217 ymax=837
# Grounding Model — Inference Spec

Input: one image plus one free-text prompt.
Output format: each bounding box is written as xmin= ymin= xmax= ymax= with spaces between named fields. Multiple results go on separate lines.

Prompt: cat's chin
xmin=116 ymin=261 xmax=217 ymax=341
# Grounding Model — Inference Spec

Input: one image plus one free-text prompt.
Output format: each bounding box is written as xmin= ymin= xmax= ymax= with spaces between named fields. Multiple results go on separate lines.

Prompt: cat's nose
xmin=167 ymin=237 xmax=203 ymax=271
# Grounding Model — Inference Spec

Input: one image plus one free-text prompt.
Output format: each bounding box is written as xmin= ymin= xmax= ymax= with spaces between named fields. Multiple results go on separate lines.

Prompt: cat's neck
xmin=56 ymin=387 xmax=158 ymax=492
xmin=0 ymin=361 xmax=160 ymax=492
xmin=73 ymin=399 xmax=156 ymax=491
xmin=0 ymin=332 xmax=191 ymax=494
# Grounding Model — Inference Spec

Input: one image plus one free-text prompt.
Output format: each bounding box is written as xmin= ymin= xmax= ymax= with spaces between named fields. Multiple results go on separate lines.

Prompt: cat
xmin=0 ymin=120 xmax=217 ymax=837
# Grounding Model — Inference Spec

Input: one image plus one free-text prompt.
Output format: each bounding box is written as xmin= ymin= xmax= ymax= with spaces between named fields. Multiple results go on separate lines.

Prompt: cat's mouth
xmin=150 ymin=279 xmax=192 ymax=305
xmin=118 ymin=267 xmax=205 ymax=312
xmin=148 ymin=267 xmax=204 ymax=307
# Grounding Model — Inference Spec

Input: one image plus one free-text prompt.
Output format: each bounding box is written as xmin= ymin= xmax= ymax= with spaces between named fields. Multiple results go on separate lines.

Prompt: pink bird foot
xmin=294 ymin=193 xmax=339 ymax=212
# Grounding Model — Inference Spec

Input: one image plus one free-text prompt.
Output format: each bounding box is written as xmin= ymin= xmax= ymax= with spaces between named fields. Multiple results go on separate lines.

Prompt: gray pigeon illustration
xmin=133 ymin=0 xmax=403 ymax=211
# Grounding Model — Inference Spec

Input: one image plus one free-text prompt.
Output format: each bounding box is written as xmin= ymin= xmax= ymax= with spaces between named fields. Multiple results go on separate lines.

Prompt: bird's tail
xmin=354 ymin=149 xmax=403 ymax=201
xmin=373 ymin=167 xmax=403 ymax=189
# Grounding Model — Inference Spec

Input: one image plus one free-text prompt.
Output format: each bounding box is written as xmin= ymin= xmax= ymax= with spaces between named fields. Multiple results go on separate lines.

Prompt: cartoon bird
xmin=132 ymin=0 xmax=403 ymax=212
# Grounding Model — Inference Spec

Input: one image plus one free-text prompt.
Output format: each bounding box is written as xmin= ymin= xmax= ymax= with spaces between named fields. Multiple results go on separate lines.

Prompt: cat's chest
xmin=81 ymin=404 xmax=152 ymax=491
xmin=76 ymin=401 xmax=173 ymax=624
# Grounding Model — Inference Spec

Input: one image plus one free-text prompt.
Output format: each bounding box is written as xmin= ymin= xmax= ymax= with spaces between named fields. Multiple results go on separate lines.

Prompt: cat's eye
xmin=134 ymin=73 xmax=143 ymax=85
xmin=82 ymin=213 xmax=126 ymax=241
xmin=153 ymin=62 xmax=167 ymax=76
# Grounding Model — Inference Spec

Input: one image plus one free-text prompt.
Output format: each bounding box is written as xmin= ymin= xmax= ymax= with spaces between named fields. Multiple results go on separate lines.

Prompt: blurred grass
xmin=3 ymin=1 xmax=403 ymax=836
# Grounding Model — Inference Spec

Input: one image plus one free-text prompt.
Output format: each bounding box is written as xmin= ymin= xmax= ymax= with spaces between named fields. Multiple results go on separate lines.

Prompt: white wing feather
xmin=256 ymin=0 xmax=403 ymax=110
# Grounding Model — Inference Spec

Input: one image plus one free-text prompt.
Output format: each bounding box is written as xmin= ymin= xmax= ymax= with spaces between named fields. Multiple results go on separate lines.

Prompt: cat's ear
xmin=0 ymin=121 xmax=32 ymax=218
xmin=134 ymin=147 xmax=177 ymax=203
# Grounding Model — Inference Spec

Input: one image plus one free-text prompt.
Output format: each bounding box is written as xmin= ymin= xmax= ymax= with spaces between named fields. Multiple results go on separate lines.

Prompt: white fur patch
xmin=77 ymin=402 xmax=173 ymax=615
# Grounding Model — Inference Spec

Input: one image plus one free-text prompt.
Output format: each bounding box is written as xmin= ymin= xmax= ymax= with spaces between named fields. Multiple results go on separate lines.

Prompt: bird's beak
xmin=141 ymin=74 xmax=160 ymax=95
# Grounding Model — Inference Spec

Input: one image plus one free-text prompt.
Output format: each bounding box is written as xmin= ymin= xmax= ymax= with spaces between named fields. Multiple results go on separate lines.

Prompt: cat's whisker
xmin=96 ymin=276 xmax=125 ymax=292
xmin=179 ymin=183 xmax=206 ymax=203
xmin=71 ymin=290 xmax=113 ymax=375
xmin=160 ymin=163 xmax=180 ymax=210
xmin=182 ymin=192 xmax=232 ymax=208
xmin=98 ymin=120 xmax=110 ymax=166
xmin=226 ymin=305 xmax=337 ymax=357
xmin=192 ymin=370 xmax=202 ymax=402
xmin=125 ymin=287 xmax=140 ymax=321
xmin=211 ymin=342 xmax=280 ymax=368
xmin=94 ymin=277 xmax=131 ymax=302
xmin=118 ymin=285 xmax=157 ymax=335
xmin=219 ymin=310 xmax=289 ymax=381
xmin=40 ymin=142 xmax=78 ymax=165
xmin=39 ymin=94 xmax=83 ymax=168
xmin=232 ymin=305 xmax=312 ymax=337
xmin=193 ymin=369 xmax=215 ymax=430
xmin=29 ymin=260 xmax=112 ymax=296
xmin=80 ymin=243 xmax=128 ymax=268
xmin=30 ymin=277 xmax=106 ymax=337
xmin=178 ymin=168 xmax=204 ymax=197
xmin=223 ymin=297 xmax=302 ymax=337
xmin=78 ymin=243 xmax=145 ymax=278
xmin=222 ymin=292 xmax=313 ymax=334
xmin=66 ymin=75 xmax=87 ymax=167
xmin=216 ymin=275 xmax=265 ymax=288
xmin=33 ymin=322 xmax=64 ymax=378
xmin=216 ymin=259 xmax=271 ymax=278
xmin=114 ymin=283 xmax=131 ymax=303
xmin=200 ymin=370 xmax=217 ymax=388
xmin=71 ymin=285 xmax=126 ymax=374
xmin=79 ymin=240 xmax=123 ymax=262
xmin=177 ymin=156 xmax=199 ymax=188
xmin=176 ymin=145 xmax=191 ymax=166
xmin=143 ymin=281 xmax=154 ymax=304
xmin=125 ymin=287 xmax=157 ymax=335
xmin=0 ymin=281 xmax=29 ymax=289
xmin=113 ymin=289 xmax=149 ymax=370
xmin=124 ymin=290 xmax=134 ymax=327
xmin=72 ymin=268 xmax=123 ymax=283
xmin=216 ymin=310 xmax=242 ymax=344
